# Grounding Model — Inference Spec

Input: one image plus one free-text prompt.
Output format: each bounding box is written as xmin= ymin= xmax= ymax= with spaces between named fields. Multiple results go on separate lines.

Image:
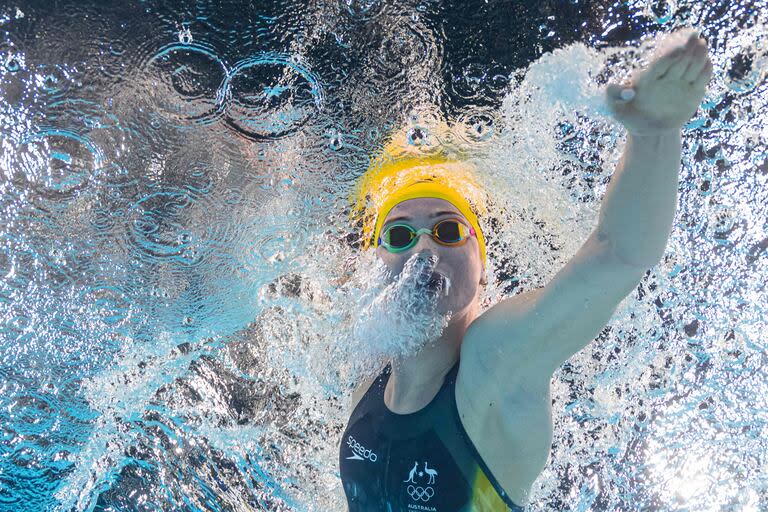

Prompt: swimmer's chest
xmin=340 ymin=414 xmax=477 ymax=511
xmin=339 ymin=361 xmax=551 ymax=510
xmin=340 ymin=359 xmax=553 ymax=510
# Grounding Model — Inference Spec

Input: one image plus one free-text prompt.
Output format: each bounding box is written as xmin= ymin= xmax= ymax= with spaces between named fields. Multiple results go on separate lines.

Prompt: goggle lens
xmin=435 ymin=220 xmax=462 ymax=243
xmin=387 ymin=226 xmax=415 ymax=247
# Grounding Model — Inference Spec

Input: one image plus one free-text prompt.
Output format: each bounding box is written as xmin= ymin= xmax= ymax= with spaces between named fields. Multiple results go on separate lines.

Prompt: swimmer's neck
xmin=385 ymin=305 xmax=477 ymax=414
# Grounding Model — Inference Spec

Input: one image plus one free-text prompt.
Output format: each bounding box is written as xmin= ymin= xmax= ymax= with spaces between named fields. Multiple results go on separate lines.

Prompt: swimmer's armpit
xmin=463 ymin=230 xmax=647 ymax=382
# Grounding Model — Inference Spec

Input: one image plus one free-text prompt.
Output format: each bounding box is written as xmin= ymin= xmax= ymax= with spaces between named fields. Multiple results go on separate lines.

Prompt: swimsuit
xmin=338 ymin=360 xmax=524 ymax=511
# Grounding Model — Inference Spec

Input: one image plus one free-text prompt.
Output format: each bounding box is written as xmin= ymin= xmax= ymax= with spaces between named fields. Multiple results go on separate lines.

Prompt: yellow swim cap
xmin=348 ymin=127 xmax=488 ymax=268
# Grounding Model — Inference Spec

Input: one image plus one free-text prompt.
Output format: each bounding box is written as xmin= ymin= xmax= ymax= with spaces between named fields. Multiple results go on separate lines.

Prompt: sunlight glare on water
xmin=0 ymin=0 xmax=767 ymax=511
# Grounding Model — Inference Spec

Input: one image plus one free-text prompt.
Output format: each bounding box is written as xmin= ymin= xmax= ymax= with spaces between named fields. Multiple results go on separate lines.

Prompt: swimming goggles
xmin=377 ymin=219 xmax=477 ymax=253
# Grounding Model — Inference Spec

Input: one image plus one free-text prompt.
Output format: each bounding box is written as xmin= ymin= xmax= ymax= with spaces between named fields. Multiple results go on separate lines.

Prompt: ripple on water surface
xmin=13 ymin=129 xmax=104 ymax=201
xmin=141 ymin=42 xmax=228 ymax=126
xmin=121 ymin=185 xmax=247 ymax=272
xmin=222 ymin=53 xmax=323 ymax=140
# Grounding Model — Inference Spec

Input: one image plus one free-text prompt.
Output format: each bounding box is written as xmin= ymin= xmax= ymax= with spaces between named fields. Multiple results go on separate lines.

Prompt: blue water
xmin=1 ymin=0 xmax=767 ymax=510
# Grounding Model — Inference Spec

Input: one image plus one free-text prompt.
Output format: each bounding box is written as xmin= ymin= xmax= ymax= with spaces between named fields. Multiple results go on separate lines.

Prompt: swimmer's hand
xmin=606 ymin=30 xmax=713 ymax=136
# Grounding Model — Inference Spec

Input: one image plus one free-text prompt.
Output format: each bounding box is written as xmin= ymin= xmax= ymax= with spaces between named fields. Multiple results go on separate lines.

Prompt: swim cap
xmin=348 ymin=126 xmax=488 ymax=268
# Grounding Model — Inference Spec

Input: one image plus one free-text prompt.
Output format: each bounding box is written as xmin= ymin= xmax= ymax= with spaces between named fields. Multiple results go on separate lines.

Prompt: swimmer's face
xmin=376 ymin=197 xmax=484 ymax=315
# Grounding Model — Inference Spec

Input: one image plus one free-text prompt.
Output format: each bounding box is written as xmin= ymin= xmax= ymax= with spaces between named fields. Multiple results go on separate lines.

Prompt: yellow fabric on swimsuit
xmin=470 ymin=468 xmax=511 ymax=510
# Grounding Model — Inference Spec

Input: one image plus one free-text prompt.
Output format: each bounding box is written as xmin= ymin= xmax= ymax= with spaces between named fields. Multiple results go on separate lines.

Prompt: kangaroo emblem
xmin=423 ymin=461 xmax=438 ymax=484
xmin=403 ymin=461 xmax=419 ymax=483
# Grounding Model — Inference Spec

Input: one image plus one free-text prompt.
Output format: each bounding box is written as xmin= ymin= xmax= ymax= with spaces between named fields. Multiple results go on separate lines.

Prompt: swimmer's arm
xmin=462 ymin=31 xmax=713 ymax=389
xmin=594 ymin=131 xmax=682 ymax=268
xmin=599 ymin=30 xmax=712 ymax=267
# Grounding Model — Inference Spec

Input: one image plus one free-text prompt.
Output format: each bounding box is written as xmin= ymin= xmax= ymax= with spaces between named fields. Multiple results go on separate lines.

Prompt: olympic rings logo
xmin=407 ymin=485 xmax=435 ymax=502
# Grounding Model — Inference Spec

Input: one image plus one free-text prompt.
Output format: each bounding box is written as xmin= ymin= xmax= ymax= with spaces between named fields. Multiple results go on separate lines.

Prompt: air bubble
xmin=645 ymin=0 xmax=677 ymax=24
xmin=457 ymin=109 xmax=498 ymax=144
xmin=706 ymin=206 xmax=737 ymax=243
xmin=178 ymin=27 xmax=193 ymax=44
xmin=5 ymin=57 xmax=20 ymax=72
xmin=407 ymin=126 xmax=428 ymax=146
xmin=327 ymin=129 xmax=343 ymax=151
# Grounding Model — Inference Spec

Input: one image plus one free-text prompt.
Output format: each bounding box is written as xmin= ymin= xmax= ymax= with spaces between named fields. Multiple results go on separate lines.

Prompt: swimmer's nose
xmin=412 ymin=231 xmax=440 ymax=253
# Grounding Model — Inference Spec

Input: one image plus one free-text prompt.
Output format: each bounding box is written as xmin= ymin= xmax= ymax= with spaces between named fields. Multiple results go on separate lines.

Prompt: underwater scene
xmin=0 ymin=0 xmax=767 ymax=510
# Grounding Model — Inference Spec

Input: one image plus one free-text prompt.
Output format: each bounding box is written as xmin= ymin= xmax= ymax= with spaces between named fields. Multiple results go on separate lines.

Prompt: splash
xmin=342 ymin=251 xmax=453 ymax=381
xmin=2 ymin=1 xmax=767 ymax=511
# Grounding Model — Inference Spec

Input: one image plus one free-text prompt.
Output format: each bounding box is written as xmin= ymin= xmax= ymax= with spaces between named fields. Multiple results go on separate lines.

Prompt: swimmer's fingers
xmin=692 ymin=59 xmax=714 ymax=90
xmin=661 ymin=34 xmax=702 ymax=80
xmin=682 ymin=39 xmax=710 ymax=83
xmin=650 ymin=32 xmax=698 ymax=79
xmin=650 ymin=47 xmax=687 ymax=80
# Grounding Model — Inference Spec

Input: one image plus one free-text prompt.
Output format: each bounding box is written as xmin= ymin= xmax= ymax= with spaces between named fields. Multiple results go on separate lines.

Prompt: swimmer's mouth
xmin=425 ymin=273 xmax=451 ymax=297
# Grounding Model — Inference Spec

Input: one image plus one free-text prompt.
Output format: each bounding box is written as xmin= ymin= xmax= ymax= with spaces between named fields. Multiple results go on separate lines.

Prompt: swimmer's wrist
xmin=625 ymin=128 xmax=682 ymax=138
xmin=623 ymin=125 xmax=683 ymax=138
xmin=620 ymin=130 xmax=683 ymax=170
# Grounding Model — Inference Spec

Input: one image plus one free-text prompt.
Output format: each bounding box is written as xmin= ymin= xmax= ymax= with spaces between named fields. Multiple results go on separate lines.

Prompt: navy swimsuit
xmin=338 ymin=361 xmax=524 ymax=511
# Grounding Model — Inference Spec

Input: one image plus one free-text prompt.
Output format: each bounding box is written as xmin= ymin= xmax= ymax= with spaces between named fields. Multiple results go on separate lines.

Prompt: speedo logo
xmin=346 ymin=435 xmax=378 ymax=462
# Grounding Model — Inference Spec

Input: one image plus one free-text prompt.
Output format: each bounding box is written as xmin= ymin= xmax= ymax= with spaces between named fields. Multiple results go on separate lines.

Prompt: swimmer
xmin=339 ymin=29 xmax=712 ymax=511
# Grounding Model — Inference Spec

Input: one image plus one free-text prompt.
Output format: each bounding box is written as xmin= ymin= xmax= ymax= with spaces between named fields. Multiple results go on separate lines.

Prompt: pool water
xmin=1 ymin=0 xmax=767 ymax=510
